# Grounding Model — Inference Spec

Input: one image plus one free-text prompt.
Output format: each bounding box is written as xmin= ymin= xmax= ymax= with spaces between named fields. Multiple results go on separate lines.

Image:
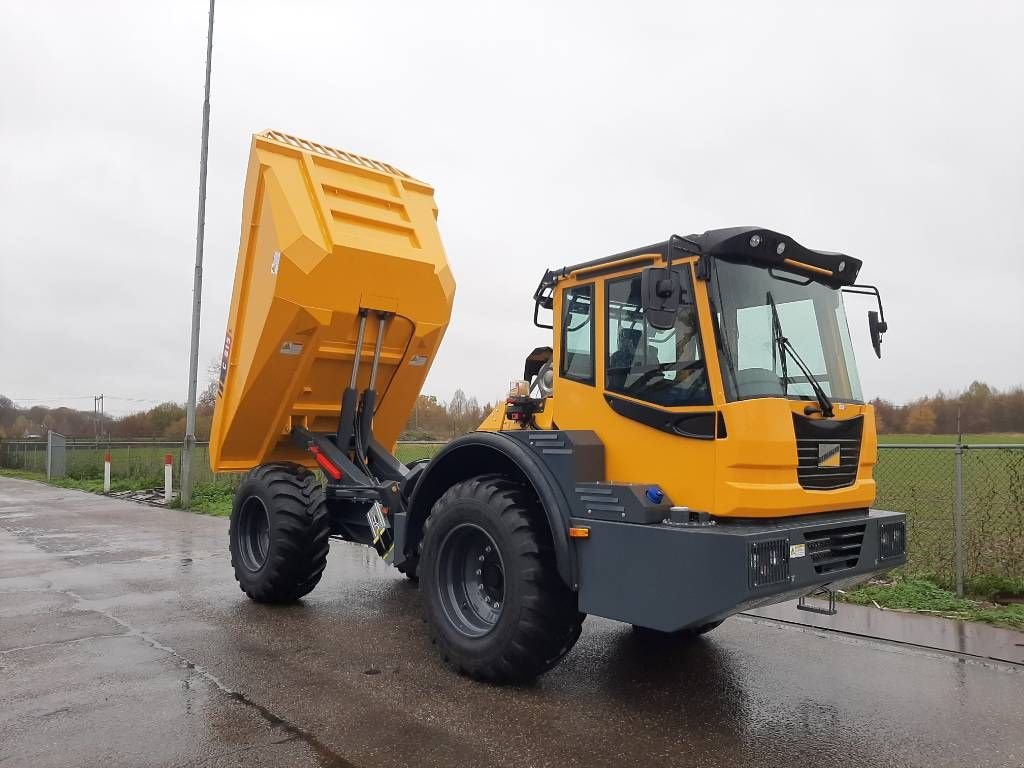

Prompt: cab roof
xmin=535 ymin=227 xmax=862 ymax=312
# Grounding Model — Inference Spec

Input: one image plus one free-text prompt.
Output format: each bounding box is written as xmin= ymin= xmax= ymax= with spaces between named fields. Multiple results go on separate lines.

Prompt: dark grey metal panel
xmin=572 ymin=483 xmax=669 ymax=523
xmin=573 ymin=508 xmax=905 ymax=632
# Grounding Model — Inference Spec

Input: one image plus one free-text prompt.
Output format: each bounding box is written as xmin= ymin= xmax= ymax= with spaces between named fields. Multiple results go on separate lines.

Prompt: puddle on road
xmin=0 ymin=513 xmax=35 ymax=520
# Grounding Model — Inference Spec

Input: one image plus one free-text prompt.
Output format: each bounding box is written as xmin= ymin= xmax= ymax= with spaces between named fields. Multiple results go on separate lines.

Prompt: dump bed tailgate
xmin=210 ymin=131 xmax=455 ymax=472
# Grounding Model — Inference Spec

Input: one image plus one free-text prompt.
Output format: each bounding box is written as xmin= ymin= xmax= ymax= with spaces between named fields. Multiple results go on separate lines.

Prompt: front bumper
xmin=573 ymin=508 xmax=906 ymax=632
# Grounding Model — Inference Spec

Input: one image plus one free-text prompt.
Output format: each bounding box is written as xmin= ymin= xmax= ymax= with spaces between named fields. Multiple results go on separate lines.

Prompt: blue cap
xmin=645 ymin=487 xmax=664 ymax=504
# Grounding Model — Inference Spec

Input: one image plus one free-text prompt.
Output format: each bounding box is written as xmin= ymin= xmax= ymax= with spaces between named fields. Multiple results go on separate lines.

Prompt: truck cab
xmin=515 ymin=228 xmax=879 ymax=520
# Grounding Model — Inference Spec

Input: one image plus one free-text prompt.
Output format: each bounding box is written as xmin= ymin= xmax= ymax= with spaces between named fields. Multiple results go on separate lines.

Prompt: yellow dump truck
xmin=211 ymin=130 xmax=906 ymax=682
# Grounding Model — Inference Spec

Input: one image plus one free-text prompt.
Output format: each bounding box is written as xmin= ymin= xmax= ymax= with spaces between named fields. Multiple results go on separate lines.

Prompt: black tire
xmin=420 ymin=475 xmax=584 ymax=683
xmin=631 ymin=620 xmax=723 ymax=640
xmin=229 ymin=463 xmax=330 ymax=603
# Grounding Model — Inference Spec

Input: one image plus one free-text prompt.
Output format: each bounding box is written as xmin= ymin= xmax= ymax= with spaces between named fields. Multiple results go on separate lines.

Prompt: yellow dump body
xmin=210 ymin=131 xmax=455 ymax=472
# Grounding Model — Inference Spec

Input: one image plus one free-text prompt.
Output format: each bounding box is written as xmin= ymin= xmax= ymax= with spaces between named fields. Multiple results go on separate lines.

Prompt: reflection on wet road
xmin=1 ymin=477 xmax=1022 ymax=768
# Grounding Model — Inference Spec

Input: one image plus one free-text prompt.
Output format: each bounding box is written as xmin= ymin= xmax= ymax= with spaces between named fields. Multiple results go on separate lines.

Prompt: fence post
xmin=953 ymin=439 xmax=965 ymax=598
xmin=164 ymin=454 xmax=173 ymax=504
xmin=103 ymin=452 xmax=112 ymax=492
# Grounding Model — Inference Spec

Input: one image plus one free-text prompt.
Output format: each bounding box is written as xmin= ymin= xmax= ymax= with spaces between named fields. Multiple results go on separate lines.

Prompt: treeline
xmin=0 ymin=385 xmax=492 ymax=443
xmin=400 ymin=391 xmax=493 ymax=441
xmin=5 ymin=380 xmax=1020 ymax=442
xmin=0 ymin=381 xmax=218 ymax=441
xmin=872 ymin=381 xmax=1024 ymax=434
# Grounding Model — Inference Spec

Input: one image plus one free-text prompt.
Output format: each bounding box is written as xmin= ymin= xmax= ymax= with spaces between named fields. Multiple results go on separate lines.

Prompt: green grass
xmin=0 ymin=468 xmax=154 ymax=494
xmin=170 ymin=483 xmax=234 ymax=517
xmin=395 ymin=442 xmax=446 ymax=463
xmin=0 ymin=467 xmax=233 ymax=517
xmin=0 ymin=443 xmax=228 ymax=486
xmin=879 ymin=433 xmax=1024 ymax=444
xmin=844 ymin=576 xmax=1024 ymax=629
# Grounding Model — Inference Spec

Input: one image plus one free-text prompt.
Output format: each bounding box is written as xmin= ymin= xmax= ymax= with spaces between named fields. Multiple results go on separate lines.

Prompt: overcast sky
xmin=1 ymin=0 xmax=1022 ymax=415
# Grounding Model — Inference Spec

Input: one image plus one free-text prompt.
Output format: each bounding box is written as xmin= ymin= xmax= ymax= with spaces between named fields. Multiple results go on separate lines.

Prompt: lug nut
xmin=485 ymin=546 xmax=492 ymax=553
xmin=478 ymin=555 xmax=485 ymax=562
xmin=475 ymin=568 xmax=482 ymax=575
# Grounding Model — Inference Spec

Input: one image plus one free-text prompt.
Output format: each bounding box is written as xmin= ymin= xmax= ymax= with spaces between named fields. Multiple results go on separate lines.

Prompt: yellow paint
xmin=210 ymin=131 xmax=455 ymax=471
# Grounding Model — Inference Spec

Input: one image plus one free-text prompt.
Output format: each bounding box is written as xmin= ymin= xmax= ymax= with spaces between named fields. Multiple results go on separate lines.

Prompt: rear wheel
xmin=229 ymin=463 xmax=330 ymax=603
xmin=420 ymin=475 xmax=583 ymax=683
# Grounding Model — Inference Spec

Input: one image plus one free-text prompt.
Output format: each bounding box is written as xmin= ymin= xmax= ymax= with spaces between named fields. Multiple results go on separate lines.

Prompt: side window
xmin=606 ymin=267 xmax=711 ymax=406
xmin=560 ymin=284 xmax=595 ymax=383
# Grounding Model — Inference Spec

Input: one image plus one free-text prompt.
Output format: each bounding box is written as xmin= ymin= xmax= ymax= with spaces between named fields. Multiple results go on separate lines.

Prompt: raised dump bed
xmin=209 ymin=130 xmax=455 ymax=472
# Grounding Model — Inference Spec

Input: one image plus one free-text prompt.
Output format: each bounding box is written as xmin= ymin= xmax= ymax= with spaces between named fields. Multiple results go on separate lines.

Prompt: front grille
xmin=879 ymin=520 xmax=906 ymax=560
xmin=749 ymin=538 xmax=790 ymax=589
xmin=793 ymin=414 xmax=863 ymax=490
xmin=803 ymin=524 xmax=865 ymax=574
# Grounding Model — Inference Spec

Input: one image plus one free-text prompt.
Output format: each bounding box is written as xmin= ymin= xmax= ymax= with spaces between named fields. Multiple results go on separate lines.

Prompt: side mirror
xmin=868 ymin=310 xmax=888 ymax=358
xmin=641 ymin=267 xmax=680 ymax=330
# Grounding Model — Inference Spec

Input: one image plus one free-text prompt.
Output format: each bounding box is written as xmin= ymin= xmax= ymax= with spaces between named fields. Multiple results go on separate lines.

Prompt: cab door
xmin=553 ymin=260 xmax=722 ymax=514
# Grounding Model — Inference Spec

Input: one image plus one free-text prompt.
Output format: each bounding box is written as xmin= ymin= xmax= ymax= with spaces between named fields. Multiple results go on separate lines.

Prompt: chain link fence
xmin=0 ymin=439 xmax=237 ymax=489
xmin=2 ymin=438 xmax=1021 ymax=590
xmin=876 ymin=443 xmax=1024 ymax=591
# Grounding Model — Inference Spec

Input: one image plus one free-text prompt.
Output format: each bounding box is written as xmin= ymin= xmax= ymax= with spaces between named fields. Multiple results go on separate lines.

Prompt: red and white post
xmin=164 ymin=454 xmax=173 ymax=504
xmin=103 ymin=453 xmax=111 ymax=493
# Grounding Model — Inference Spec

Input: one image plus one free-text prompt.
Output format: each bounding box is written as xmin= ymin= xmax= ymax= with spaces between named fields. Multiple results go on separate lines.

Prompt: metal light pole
xmin=181 ymin=0 xmax=215 ymax=508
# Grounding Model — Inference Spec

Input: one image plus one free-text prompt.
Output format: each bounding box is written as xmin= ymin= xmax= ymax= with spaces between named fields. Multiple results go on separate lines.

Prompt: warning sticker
xmin=217 ymin=331 xmax=232 ymax=396
xmin=789 ymin=543 xmax=806 ymax=559
xmin=271 ymin=251 xmax=281 ymax=275
xmin=279 ymin=341 xmax=304 ymax=356
xmin=366 ymin=503 xmax=388 ymax=544
xmin=409 ymin=355 xmax=428 ymax=367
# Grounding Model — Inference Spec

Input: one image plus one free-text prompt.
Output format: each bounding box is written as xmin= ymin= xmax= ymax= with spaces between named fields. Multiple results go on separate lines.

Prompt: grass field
xmin=878 ymin=433 xmax=1024 ymax=444
xmin=844 ymin=576 xmax=1024 ymax=629
xmin=874 ymin=441 xmax=1024 ymax=588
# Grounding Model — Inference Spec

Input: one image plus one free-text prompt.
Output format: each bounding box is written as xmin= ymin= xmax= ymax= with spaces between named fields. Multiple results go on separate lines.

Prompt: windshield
xmin=709 ymin=258 xmax=863 ymax=403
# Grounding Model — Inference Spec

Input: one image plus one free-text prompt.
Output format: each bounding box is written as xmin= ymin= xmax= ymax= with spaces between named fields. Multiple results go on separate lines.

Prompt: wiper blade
xmin=766 ymin=291 xmax=790 ymax=395
xmin=765 ymin=291 xmax=834 ymax=417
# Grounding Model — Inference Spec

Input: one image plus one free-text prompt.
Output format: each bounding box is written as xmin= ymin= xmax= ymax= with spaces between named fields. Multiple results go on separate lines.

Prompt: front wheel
xmin=420 ymin=475 xmax=583 ymax=683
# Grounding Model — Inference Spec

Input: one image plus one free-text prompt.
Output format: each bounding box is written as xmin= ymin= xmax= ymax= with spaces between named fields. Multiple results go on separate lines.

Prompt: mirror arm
xmin=842 ymin=284 xmax=886 ymax=327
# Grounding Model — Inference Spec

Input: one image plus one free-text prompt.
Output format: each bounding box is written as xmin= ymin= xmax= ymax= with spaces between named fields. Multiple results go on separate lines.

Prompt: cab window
xmin=606 ymin=268 xmax=711 ymax=406
xmin=560 ymin=283 xmax=594 ymax=383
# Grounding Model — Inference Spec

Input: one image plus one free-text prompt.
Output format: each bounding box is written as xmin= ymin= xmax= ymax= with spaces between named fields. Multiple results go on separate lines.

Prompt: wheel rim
xmin=237 ymin=496 xmax=271 ymax=572
xmin=435 ymin=523 xmax=505 ymax=638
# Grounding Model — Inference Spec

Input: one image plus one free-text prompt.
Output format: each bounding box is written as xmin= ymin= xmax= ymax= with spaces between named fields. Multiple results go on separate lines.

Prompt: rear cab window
xmin=560 ymin=283 xmax=595 ymax=384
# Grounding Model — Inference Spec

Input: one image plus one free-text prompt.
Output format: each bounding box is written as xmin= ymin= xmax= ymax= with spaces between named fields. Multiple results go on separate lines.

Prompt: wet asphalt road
xmin=2 ymin=477 xmax=1023 ymax=768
